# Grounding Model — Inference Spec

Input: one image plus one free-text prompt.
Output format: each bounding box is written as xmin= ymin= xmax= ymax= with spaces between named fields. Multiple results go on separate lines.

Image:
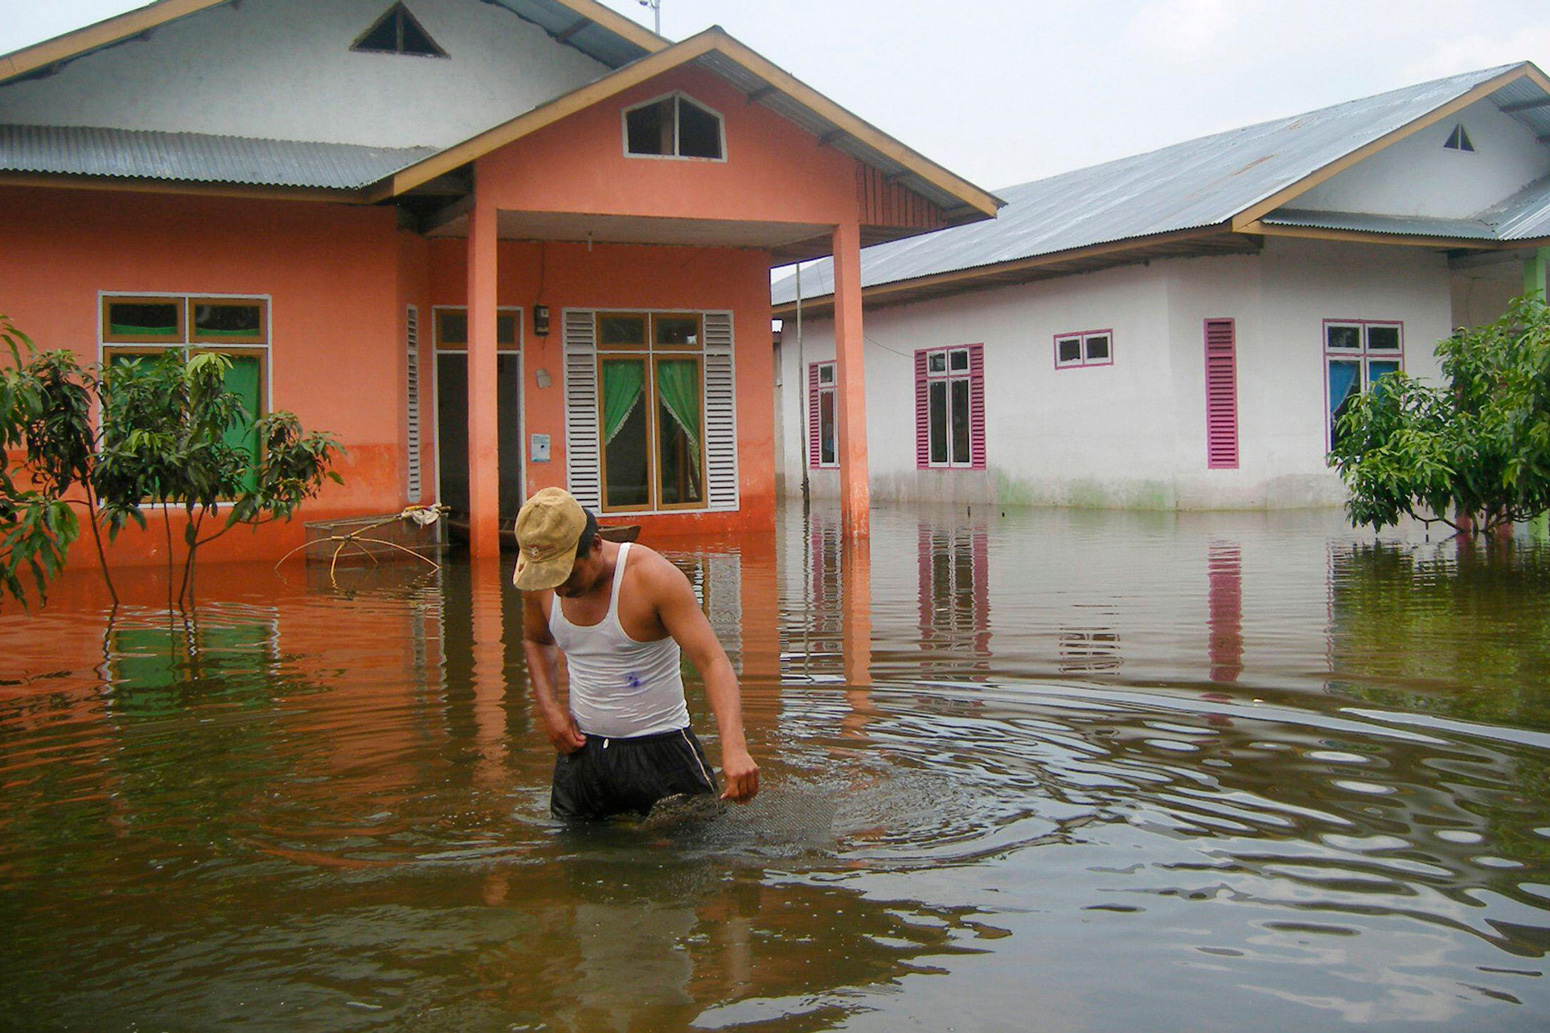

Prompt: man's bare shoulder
xmin=624 ymin=545 xmax=693 ymax=597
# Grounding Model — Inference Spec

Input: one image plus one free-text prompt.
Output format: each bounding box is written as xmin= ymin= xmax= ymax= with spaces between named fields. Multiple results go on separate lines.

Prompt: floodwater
xmin=2 ymin=504 xmax=1548 ymax=1032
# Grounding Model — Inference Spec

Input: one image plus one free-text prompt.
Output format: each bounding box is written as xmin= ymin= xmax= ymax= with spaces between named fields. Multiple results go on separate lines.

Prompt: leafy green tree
xmin=1330 ymin=295 xmax=1550 ymax=536
xmin=0 ymin=316 xmax=82 ymax=606
xmin=0 ymin=319 xmax=343 ymax=608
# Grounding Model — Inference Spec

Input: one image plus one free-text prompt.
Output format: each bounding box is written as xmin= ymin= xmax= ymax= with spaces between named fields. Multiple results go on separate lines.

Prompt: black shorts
xmin=550 ymin=727 xmax=719 ymax=820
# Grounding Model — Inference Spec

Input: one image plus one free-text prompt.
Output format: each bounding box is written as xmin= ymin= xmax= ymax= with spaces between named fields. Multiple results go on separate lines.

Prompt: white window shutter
xmin=563 ymin=309 xmax=602 ymax=510
xmin=406 ymin=305 xmax=421 ymax=500
xmin=703 ymin=310 xmax=738 ymax=511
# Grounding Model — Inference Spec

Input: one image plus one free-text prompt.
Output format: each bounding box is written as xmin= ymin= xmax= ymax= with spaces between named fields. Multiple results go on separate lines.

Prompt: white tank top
xmin=547 ymin=542 xmax=690 ymax=738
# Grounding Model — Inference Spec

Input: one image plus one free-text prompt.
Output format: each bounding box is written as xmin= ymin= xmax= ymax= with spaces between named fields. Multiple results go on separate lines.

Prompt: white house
xmin=771 ymin=63 xmax=1550 ymax=510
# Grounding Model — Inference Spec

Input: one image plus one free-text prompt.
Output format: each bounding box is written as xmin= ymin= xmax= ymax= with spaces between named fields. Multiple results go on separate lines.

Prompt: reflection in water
xmin=1208 ymin=540 xmax=1243 ymax=683
xmin=1 ymin=505 xmax=1548 ymax=1030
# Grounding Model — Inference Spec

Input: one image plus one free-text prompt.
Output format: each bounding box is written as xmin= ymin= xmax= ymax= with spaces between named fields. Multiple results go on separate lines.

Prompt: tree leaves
xmin=1 ymin=324 xmax=343 ymax=609
xmin=1330 ymin=295 xmax=1550 ymax=535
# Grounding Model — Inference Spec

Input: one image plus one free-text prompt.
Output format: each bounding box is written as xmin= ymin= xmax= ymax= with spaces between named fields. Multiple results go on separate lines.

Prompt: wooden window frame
xmin=652 ymin=352 xmax=708 ymax=511
xmin=923 ymin=346 xmax=974 ymax=469
xmin=432 ymin=305 xmax=521 ymax=352
xmin=1053 ymin=328 xmax=1114 ymax=370
xmin=98 ymin=293 xmax=273 ymax=502
xmin=189 ymin=297 xmax=267 ymax=345
xmin=192 ymin=346 xmax=270 ymax=423
xmin=621 ymin=90 xmax=728 ymax=163
xmin=593 ymin=310 xmax=712 ymax=514
xmin=597 ymin=354 xmax=653 ymax=514
xmin=596 ymin=312 xmax=649 ymax=351
xmin=1323 ymin=319 xmax=1404 ymax=452
xmin=102 ymin=295 xmax=185 ymax=344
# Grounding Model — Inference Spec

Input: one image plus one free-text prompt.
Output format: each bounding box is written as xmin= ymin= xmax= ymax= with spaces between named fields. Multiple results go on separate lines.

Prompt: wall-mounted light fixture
xmin=534 ymin=304 xmax=550 ymax=337
xmin=534 ymin=367 xmax=552 ymax=389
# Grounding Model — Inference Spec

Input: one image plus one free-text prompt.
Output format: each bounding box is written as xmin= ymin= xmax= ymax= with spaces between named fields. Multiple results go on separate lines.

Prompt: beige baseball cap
xmin=512 ymin=487 xmax=587 ymax=590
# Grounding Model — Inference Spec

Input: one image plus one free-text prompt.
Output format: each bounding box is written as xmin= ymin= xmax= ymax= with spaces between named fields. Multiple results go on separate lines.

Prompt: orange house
xmin=0 ymin=0 xmax=999 ymax=564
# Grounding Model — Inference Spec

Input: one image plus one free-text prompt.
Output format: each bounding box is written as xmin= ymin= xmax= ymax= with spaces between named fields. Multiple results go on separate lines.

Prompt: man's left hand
xmin=720 ymin=746 xmax=760 ymax=803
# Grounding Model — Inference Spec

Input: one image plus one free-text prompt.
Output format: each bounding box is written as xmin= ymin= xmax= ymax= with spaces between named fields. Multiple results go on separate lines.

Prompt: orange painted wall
xmin=475 ymin=64 xmax=860 ymax=225
xmin=0 ymin=60 xmax=880 ymax=566
xmin=427 ymin=238 xmax=776 ymax=535
xmin=0 ymin=186 xmax=411 ymax=566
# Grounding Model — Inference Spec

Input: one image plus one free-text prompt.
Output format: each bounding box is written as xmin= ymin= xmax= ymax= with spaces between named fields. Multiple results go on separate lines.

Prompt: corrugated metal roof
xmin=1260 ymin=209 xmax=1500 ymax=240
xmin=1481 ymin=174 xmax=1550 ymax=240
xmin=488 ymin=0 xmax=653 ymax=68
xmin=0 ymin=1 xmax=652 ymax=86
xmin=774 ymin=64 xmax=1539 ymax=305
xmin=693 ymin=50 xmax=972 ymax=217
xmin=0 ymin=123 xmax=435 ymax=189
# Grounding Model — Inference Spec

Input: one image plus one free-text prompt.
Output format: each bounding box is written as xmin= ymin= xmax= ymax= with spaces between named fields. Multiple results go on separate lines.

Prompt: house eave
xmin=772 ymin=225 xmax=1253 ymax=318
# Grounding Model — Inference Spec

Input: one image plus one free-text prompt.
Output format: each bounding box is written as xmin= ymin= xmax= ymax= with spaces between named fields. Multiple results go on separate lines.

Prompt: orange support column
xmin=466 ymin=192 xmax=501 ymax=558
xmin=832 ymin=218 xmax=870 ymax=538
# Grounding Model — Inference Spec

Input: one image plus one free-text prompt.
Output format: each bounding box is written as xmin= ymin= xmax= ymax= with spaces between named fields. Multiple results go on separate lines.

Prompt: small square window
xmin=437 ymin=309 xmax=468 ymax=347
xmin=817 ymin=363 xmax=835 ymax=385
xmin=1084 ymin=335 xmax=1110 ymax=362
xmin=104 ymin=296 xmax=183 ymax=343
xmin=928 ymin=352 xmax=948 ymax=374
xmin=191 ymin=299 xmax=265 ymax=344
xmin=949 ymin=349 xmax=970 ymax=371
xmin=1326 ymin=324 xmax=1362 ymax=350
xmin=1366 ymin=325 xmax=1400 ymax=351
xmin=1056 ymin=337 xmax=1082 ymax=364
xmin=436 ymin=310 xmax=518 ymax=348
xmin=653 ymin=314 xmax=700 ymax=349
xmin=598 ymin=313 xmax=648 ymax=349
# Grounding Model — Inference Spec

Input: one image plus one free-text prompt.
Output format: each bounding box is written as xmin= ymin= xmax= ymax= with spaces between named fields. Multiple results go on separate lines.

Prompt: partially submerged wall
xmin=777 ymin=237 xmax=1453 ymax=510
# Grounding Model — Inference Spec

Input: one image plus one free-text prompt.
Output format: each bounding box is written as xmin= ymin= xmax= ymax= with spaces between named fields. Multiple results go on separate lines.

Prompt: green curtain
xmin=602 ymin=360 xmax=645 ymax=444
xmin=224 ymin=354 xmax=262 ymax=492
xmin=655 ymin=358 xmax=701 ymax=468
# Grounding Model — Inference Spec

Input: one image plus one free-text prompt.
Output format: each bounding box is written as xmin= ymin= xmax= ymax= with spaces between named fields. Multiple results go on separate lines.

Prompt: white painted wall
xmin=776 ymin=238 xmax=1453 ymax=510
xmin=0 ymin=0 xmax=609 ymax=149
xmin=1295 ymin=99 xmax=1550 ymax=219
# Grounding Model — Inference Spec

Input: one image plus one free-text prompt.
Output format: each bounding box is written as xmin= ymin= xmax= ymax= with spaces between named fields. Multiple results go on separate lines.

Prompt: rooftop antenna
xmin=638 ymin=0 xmax=661 ymax=35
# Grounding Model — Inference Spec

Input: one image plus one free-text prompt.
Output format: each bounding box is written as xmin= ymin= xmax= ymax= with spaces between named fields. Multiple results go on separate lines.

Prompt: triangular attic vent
xmin=1444 ymin=123 xmax=1475 ymax=152
xmin=352 ymin=2 xmax=447 ymax=58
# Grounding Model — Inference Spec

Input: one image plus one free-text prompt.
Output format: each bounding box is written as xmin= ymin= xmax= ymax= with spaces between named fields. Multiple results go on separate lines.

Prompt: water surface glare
xmin=2 ymin=505 xmax=1548 ymax=1031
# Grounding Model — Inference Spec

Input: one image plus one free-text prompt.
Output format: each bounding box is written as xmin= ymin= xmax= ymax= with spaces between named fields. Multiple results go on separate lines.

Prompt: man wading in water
xmin=515 ymin=487 xmax=760 ymax=819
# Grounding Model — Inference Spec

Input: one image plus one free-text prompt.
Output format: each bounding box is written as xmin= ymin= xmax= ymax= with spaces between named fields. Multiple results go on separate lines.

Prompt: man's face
xmin=552 ymin=538 xmax=603 ymax=598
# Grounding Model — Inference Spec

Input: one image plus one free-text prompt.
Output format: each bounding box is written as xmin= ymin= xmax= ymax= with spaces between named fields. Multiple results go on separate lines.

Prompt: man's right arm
xmin=522 ymin=591 xmax=586 ymax=754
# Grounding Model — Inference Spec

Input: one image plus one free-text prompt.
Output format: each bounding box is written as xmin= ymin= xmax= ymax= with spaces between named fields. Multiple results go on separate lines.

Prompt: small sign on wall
xmin=531 ymin=433 xmax=551 ymax=462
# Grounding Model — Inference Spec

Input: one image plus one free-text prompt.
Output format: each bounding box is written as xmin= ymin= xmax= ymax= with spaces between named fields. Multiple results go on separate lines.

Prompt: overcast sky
xmin=2 ymin=0 xmax=1548 ymax=191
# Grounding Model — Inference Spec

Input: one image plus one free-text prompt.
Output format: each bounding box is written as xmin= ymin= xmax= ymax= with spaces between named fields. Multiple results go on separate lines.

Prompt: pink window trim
xmin=808 ymin=361 xmax=836 ymax=469
xmin=1321 ymin=319 xmax=1404 ymax=453
xmin=1204 ymin=318 xmax=1239 ymax=470
xmin=914 ymin=350 xmax=930 ymax=468
xmin=915 ymin=344 xmax=985 ymax=470
xmin=1052 ymin=328 xmax=1116 ymax=370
